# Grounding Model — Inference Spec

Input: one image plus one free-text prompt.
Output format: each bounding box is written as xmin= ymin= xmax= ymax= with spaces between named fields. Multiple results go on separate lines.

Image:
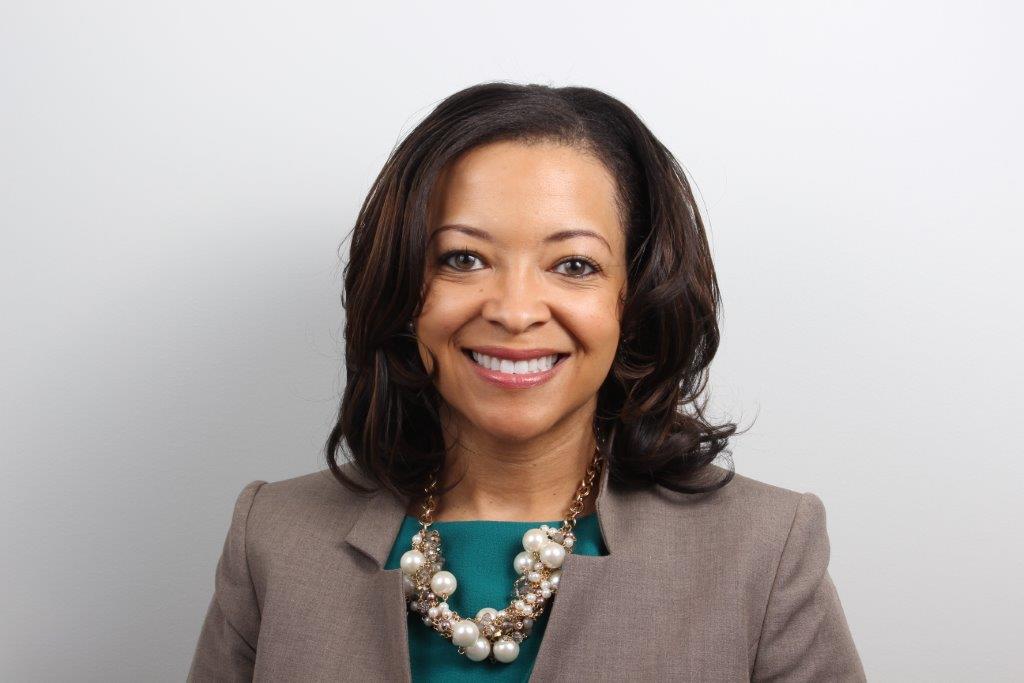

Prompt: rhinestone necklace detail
xmin=398 ymin=448 xmax=604 ymax=664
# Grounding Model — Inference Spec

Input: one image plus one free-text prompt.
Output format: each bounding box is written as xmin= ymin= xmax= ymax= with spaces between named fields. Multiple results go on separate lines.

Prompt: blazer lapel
xmin=341 ymin=457 xmax=631 ymax=683
xmin=528 ymin=457 xmax=629 ymax=682
xmin=343 ymin=478 xmax=414 ymax=681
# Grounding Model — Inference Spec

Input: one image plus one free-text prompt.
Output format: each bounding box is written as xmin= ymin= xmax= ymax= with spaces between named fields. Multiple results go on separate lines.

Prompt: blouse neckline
xmin=400 ymin=512 xmax=597 ymax=526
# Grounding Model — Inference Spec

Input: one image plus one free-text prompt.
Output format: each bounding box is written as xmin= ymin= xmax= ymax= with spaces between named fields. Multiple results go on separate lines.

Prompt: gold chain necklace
xmin=399 ymin=448 xmax=604 ymax=664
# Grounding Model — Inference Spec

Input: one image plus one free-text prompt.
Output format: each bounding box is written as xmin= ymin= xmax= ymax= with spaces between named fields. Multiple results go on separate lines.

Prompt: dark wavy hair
xmin=325 ymin=81 xmax=744 ymax=501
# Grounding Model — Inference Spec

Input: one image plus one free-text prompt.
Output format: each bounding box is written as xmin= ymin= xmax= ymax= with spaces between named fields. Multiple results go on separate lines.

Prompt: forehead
xmin=427 ymin=140 xmax=623 ymax=240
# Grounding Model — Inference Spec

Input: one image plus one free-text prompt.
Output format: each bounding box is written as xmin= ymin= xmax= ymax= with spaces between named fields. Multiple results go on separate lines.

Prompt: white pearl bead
xmin=476 ymin=607 xmax=499 ymax=621
xmin=400 ymin=549 xmax=426 ymax=575
xmin=451 ymin=619 xmax=480 ymax=647
xmin=541 ymin=589 xmax=551 ymax=598
xmin=402 ymin=574 xmax=416 ymax=596
xmin=525 ymin=593 xmax=536 ymax=603
xmin=464 ymin=636 xmax=491 ymax=661
xmin=513 ymin=551 xmax=534 ymax=575
xmin=411 ymin=533 xmax=422 ymax=544
xmin=492 ymin=638 xmax=520 ymax=663
xmin=522 ymin=528 xmax=547 ymax=552
xmin=548 ymin=570 xmax=561 ymax=588
xmin=430 ymin=571 xmax=457 ymax=598
xmin=427 ymin=606 xmax=439 ymax=618
xmin=539 ymin=540 xmax=566 ymax=568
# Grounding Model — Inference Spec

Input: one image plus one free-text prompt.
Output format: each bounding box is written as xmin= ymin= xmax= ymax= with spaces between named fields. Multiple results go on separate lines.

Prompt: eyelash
xmin=437 ymin=250 xmax=603 ymax=279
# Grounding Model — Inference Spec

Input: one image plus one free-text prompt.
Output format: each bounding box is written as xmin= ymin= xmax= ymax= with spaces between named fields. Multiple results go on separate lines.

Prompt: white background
xmin=2 ymin=1 xmax=1021 ymax=680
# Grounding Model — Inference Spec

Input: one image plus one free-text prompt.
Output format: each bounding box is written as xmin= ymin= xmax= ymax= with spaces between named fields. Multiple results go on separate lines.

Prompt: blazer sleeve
xmin=188 ymin=479 xmax=267 ymax=682
xmin=751 ymin=492 xmax=866 ymax=682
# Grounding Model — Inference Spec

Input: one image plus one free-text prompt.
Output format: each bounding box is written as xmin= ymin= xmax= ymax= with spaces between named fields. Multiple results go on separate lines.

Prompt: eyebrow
xmin=431 ymin=224 xmax=612 ymax=254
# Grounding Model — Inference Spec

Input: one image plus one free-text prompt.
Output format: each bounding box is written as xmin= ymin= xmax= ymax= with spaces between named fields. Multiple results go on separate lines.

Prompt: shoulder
xmin=633 ymin=465 xmax=830 ymax=563
xmin=700 ymin=465 xmax=826 ymax=526
xmin=253 ymin=461 xmax=374 ymax=507
xmin=232 ymin=461 xmax=381 ymax=552
xmin=642 ymin=464 xmax=823 ymax=520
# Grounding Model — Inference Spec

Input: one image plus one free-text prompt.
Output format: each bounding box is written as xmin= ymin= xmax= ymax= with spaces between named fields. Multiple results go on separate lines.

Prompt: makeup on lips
xmin=461 ymin=346 xmax=570 ymax=389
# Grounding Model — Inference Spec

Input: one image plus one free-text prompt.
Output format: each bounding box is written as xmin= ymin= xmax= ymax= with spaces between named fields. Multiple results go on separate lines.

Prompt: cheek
xmin=567 ymin=299 xmax=621 ymax=358
xmin=416 ymin=284 xmax=476 ymax=353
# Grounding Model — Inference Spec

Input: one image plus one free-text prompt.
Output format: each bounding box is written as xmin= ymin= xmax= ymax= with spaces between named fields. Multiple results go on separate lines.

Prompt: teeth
xmin=470 ymin=352 xmax=560 ymax=374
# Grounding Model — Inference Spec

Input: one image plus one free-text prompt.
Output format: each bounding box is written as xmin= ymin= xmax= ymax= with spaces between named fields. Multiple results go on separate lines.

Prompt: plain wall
xmin=2 ymin=1 xmax=1021 ymax=680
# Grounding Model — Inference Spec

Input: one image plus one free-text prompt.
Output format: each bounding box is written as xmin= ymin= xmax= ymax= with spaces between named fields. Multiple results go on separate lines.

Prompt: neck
xmin=407 ymin=420 xmax=601 ymax=523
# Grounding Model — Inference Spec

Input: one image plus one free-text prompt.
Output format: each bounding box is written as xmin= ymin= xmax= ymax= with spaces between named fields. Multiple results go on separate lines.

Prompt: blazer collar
xmin=341 ymin=458 xmax=634 ymax=682
xmin=344 ymin=455 xmax=629 ymax=568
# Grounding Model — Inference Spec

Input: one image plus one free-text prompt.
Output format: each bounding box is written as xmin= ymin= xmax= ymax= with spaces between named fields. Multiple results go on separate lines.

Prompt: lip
xmin=462 ymin=348 xmax=569 ymax=389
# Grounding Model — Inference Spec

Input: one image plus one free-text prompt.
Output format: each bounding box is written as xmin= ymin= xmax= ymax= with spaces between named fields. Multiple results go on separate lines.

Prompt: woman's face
xmin=415 ymin=140 xmax=628 ymax=444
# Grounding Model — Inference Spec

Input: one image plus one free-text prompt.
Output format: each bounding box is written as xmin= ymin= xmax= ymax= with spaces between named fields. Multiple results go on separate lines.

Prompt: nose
xmin=479 ymin=265 xmax=552 ymax=334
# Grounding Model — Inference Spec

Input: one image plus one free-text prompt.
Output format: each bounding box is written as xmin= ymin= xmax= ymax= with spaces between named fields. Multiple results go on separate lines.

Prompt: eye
xmin=437 ymin=250 xmax=602 ymax=279
xmin=439 ymin=250 xmax=485 ymax=272
xmin=554 ymin=256 xmax=602 ymax=279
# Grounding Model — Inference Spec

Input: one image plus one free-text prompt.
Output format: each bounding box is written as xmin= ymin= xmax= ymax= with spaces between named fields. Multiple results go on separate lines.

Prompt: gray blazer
xmin=188 ymin=461 xmax=866 ymax=681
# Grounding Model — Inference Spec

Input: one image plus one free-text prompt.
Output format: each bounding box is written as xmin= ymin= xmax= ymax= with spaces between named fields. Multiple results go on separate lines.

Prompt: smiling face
xmin=414 ymin=139 xmax=628 ymax=445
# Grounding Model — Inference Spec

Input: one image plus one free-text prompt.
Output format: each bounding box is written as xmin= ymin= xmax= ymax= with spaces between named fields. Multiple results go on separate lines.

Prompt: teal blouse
xmin=383 ymin=513 xmax=607 ymax=682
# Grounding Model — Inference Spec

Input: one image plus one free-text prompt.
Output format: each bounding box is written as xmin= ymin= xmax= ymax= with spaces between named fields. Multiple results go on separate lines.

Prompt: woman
xmin=188 ymin=82 xmax=865 ymax=682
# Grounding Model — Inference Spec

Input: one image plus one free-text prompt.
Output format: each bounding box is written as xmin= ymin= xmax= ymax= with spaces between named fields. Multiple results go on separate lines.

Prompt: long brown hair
xmin=325 ymin=82 xmax=744 ymax=500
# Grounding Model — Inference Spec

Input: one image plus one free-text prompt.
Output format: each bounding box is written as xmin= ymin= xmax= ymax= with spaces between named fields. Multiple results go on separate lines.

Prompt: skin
xmin=408 ymin=139 xmax=628 ymax=522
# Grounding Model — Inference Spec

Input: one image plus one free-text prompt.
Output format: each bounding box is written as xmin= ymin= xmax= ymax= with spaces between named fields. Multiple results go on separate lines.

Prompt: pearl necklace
xmin=398 ymin=448 xmax=604 ymax=664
